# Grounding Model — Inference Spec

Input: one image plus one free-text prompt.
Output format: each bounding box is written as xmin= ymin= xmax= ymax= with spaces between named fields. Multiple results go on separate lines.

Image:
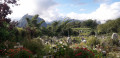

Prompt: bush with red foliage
xmin=74 ymin=47 xmax=95 ymax=58
xmin=7 ymin=47 xmax=33 ymax=58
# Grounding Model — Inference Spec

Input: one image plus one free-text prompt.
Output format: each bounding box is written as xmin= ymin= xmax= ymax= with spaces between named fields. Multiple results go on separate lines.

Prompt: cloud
xmin=7 ymin=0 xmax=61 ymax=22
xmin=66 ymin=2 xmax=120 ymax=23
xmin=66 ymin=2 xmax=120 ymax=21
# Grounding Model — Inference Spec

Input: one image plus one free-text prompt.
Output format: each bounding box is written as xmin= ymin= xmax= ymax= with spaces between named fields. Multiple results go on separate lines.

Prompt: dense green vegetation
xmin=97 ymin=18 xmax=120 ymax=34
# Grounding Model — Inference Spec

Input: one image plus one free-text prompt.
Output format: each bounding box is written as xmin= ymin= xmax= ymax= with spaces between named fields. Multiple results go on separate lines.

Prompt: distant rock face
xmin=17 ymin=14 xmax=47 ymax=28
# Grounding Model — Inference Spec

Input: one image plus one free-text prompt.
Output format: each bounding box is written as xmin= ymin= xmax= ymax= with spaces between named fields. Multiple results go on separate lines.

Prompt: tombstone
xmin=95 ymin=32 xmax=97 ymax=37
xmin=67 ymin=37 xmax=72 ymax=44
xmin=82 ymin=40 xmax=87 ymax=43
xmin=14 ymin=42 xmax=23 ymax=48
xmin=102 ymin=51 xmax=107 ymax=56
xmin=80 ymin=30 xmax=82 ymax=33
xmin=53 ymin=36 xmax=57 ymax=39
xmin=102 ymin=36 xmax=105 ymax=39
xmin=111 ymin=33 xmax=118 ymax=39
xmin=43 ymin=56 xmax=47 ymax=58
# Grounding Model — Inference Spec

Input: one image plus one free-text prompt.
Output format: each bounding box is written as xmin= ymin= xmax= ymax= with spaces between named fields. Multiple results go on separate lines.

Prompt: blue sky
xmin=55 ymin=0 xmax=119 ymax=14
xmin=55 ymin=0 xmax=98 ymax=14
xmin=8 ymin=0 xmax=120 ymax=23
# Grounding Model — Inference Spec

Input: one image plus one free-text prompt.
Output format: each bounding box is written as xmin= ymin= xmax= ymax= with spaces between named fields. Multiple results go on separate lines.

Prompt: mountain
xmin=17 ymin=14 xmax=47 ymax=28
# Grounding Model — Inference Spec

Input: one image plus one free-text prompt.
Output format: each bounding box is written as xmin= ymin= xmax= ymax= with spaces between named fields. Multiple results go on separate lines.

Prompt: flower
xmin=64 ymin=48 xmax=66 ymax=50
xmin=75 ymin=52 xmax=82 ymax=56
xmin=76 ymin=47 xmax=79 ymax=49
xmin=74 ymin=47 xmax=95 ymax=58
xmin=7 ymin=47 xmax=33 ymax=58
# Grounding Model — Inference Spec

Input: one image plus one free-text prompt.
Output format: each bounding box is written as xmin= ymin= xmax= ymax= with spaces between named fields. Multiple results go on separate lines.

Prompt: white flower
xmin=59 ymin=41 xmax=63 ymax=44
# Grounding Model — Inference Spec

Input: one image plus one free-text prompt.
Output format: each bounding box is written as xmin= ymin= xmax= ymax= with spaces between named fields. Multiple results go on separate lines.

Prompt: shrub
xmin=7 ymin=48 xmax=33 ymax=58
xmin=0 ymin=43 xmax=7 ymax=56
xmin=23 ymin=38 xmax=44 ymax=55
xmin=74 ymin=47 xmax=95 ymax=58
xmin=54 ymin=43 xmax=68 ymax=57
xmin=42 ymin=44 xmax=54 ymax=55
xmin=90 ymin=49 xmax=103 ymax=58
xmin=87 ymin=36 xmax=100 ymax=47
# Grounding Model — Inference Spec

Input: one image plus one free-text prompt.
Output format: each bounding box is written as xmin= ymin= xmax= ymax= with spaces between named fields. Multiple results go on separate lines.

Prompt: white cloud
xmin=67 ymin=2 xmax=120 ymax=22
xmin=79 ymin=8 xmax=86 ymax=11
xmin=7 ymin=0 xmax=61 ymax=22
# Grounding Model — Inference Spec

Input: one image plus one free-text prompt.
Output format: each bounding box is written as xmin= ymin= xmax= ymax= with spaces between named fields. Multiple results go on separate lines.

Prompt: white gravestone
xmin=111 ymin=33 xmax=118 ymax=39
xmin=14 ymin=42 xmax=23 ymax=48
xmin=67 ymin=37 xmax=72 ymax=44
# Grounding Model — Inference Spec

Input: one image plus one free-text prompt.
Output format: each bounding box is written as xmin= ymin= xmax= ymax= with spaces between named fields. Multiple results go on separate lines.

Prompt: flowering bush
xmin=23 ymin=39 xmax=44 ymax=54
xmin=54 ymin=43 xmax=68 ymax=57
xmin=7 ymin=48 xmax=33 ymax=58
xmin=74 ymin=47 xmax=95 ymax=58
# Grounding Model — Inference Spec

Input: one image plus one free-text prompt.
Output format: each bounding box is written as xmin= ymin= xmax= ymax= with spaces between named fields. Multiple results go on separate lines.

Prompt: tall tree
xmin=0 ymin=0 xmax=18 ymax=23
xmin=81 ymin=19 xmax=98 ymax=29
xmin=26 ymin=15 xmax=45 ymax=38
xmin=0 ymin=0 xmax=18 ymax=42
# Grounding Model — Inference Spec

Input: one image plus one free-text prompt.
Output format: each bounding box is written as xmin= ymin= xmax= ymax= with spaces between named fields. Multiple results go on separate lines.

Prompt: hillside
xmin=17 ymin=14 xmax=47 ymax=28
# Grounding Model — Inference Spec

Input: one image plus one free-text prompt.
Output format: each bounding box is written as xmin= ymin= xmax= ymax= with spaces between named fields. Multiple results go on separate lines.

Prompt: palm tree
xmin=51 ymin=21 xmax=60 ymax=36
xmin=56 ymin=19 xmax=71 ymax=36
xmin=26 ymin=14 xmax=45 ymax=38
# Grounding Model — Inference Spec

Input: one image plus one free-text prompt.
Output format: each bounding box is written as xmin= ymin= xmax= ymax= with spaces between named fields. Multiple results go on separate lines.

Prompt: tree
xmin=56 ymin=20 xmax=72 ymax=36
xmin=0 ymin=0 xmax=18 ymax=23
xmin=97 ymin=18 xmax=120 ymax=34
xmin=81 ymin=19 xmax=98 ymax=29
xmin=26 ymin=14 xmax=45 ymax=28
xmin=0 ymin=0 xmax=18 ymax=42
xmin=26 ymin=14 xmax=45 ymax=38
xmin=51 ymin=21 xmax=60 ymax=36
xmin=0 ymin=0 xmax=18 ymax=56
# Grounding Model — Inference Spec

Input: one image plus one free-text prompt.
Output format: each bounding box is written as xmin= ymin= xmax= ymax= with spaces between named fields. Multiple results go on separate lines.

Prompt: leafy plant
xmin=87 ymin=36 xmax=100 ymax=47
xmin=74 ymin=47 xmax=95 ymax=58
xmin=23 ymin=38 xmax=44 ymax=55
xmin=7 ymin=48 xmax=33 ymax=58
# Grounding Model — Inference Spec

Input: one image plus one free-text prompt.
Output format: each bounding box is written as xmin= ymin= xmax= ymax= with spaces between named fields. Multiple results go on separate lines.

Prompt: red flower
xmin=83 ymin=48 xmax=87 ymax=50
xmin=5 ymin=53 xmax=7 ymax=55
xmin=87 ymin=50 xmax=90 ymax=51
xmin=74 ymin=51 xmax=75 ymax=53
xmin=75 ymin=52 xmax=82 ymax=56
xmin=76 ymin=47 xmax=79 ymax=49
xmin=0 ymin=50 xmax=2 ymax=51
